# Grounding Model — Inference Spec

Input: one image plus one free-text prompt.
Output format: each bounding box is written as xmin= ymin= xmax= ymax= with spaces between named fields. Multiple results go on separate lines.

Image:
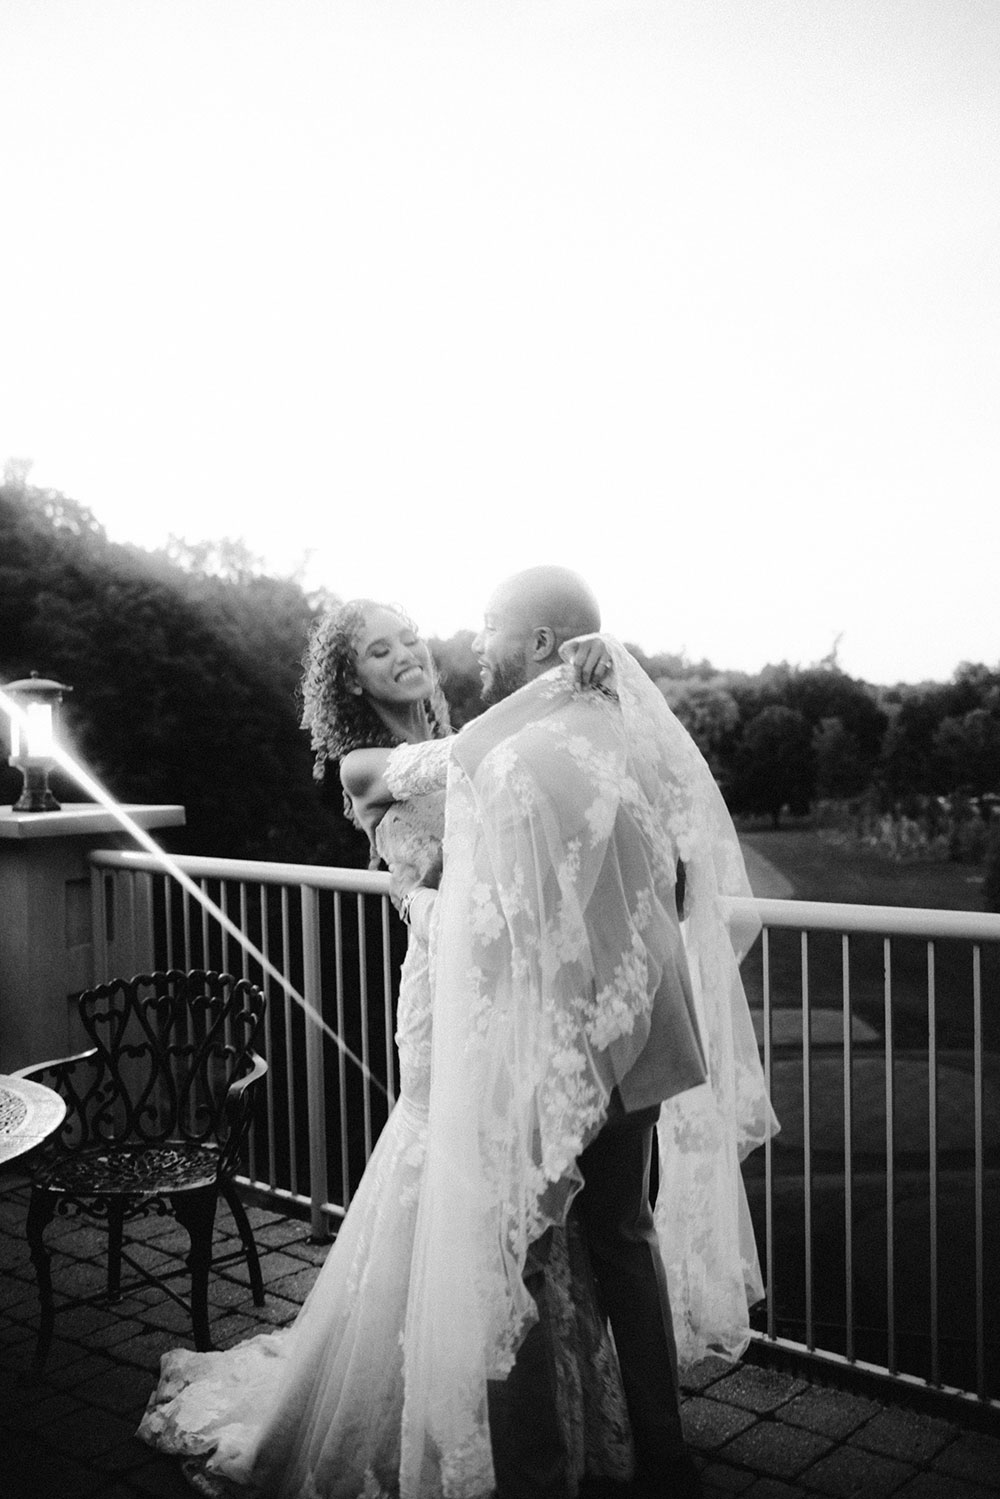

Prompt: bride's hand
xmin=566 ymin=636 xmax=614 ymax=689
xmin=389 ymin=860 xmax=423 ymax=914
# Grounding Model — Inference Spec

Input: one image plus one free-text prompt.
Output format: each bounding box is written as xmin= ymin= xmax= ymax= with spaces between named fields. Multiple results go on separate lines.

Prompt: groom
xmin=393 ymin=566 xmax=706 ymax=1499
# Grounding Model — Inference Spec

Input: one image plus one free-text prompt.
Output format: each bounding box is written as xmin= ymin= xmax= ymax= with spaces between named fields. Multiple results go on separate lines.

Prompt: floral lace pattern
xmin=397 ymin=640 xmax=777 ymax=1496
xmin=140 ymin=749 xmax=632 ymax=1499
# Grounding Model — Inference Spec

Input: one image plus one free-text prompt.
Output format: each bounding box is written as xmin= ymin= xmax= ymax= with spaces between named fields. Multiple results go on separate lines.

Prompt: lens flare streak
xmin=0 ymin=688 xmax=387 ymax=1099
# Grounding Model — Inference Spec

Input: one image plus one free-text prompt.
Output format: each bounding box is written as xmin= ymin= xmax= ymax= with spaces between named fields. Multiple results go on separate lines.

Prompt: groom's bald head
xmin=490 ymin=566 xmax=601 ymax=643
xmin=475 ymin=566 xmax=601 ymax=704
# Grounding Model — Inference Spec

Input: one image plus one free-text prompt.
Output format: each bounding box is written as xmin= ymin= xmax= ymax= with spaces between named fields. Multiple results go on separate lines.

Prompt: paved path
xmin=2 ymin=1166 xmax=1000 ymax=1498
xmin=740 ymin=841 xmax=795 ymax=900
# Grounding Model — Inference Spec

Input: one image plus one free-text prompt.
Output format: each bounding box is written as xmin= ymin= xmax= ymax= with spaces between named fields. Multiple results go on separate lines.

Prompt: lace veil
xmin=399 ymin=638 xmax=777 ymax=1499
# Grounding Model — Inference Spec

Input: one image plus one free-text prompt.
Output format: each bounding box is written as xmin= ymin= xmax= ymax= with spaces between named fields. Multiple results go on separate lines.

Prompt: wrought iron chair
xmin=18 ymin=969 xmax=268 ymax=1363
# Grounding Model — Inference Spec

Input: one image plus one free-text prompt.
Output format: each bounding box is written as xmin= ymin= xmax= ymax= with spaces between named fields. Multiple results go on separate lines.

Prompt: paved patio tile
xmin=682 ymin=1354 xmax=739 ymax=1393
xmin=699 ymin=1457 xmax=758 ymax=1492
xmin=852 ymin=1404 xmax=957 ymax=1463
xmin=129 ymin=1296 xmax=200 ymax=1336
xmin=777 ymin=1385 xmax=882 ymax=1439
xmin=43 ymin=1302 xmax=133 ymax=1339
xmin=894 ymin=1473 xmax=1000 ymax=1499
xmin=58 ymin=1309 xmax=150 ymax=1349
xmin=218 ymin=1289 xmax=300 ymax=1326
xmin=119 ymin=1242 xmax=177 ymax=1273
xmin=3 ymin=1331 xmax=93 ymax=1373
xmin=933 ymin=1429 xmax=1000 ymax=1488
xmin=800 ymin=1442 xmax=916 ymax=1496
xmin=0 ymin=1305 xmax=36 ymax=1342
xmin=42 ymin=1260 xmax=112 ymax=1297
xmin=17 ymin=1387 xmax=89 ymax=1429
xmin=44 ymin=1403 xmax=144 ymax=1460
xmin=132 ymin=1225 xmax=192 ymax=1254
xmin=279 ymin=1233 xmax=336 ymax=1265
xmin=709 ymin=1366 xmax=810 ymax=1415
xmin=203 ymin=1278 xmax=269 ymax=1313
xmin=49 ymin=1224 xmax=115 ymax=1258
xmin=683 ymin=1394 xmax=758 ymax=1450
xmin=45 ymin=1349 xmax=131 ymax=1391
xmin=0 ymin=1264 xmax=38 ymax=1303
xmin=105 ymin=1420 xmax=172 ymax=1472
xmin=217 ymin=1246 xmax=305 ymax=1285
xmin=111 ymin=1326 xmax=196 ymax=1369
xmin=741 ymin=1477 xmax=812 ymax=1498
xmin=0 ymin=1430 xmax=106 ymax=1499
xmin=81 ymin=1362 xmax=158 ymax=1414
xmin=243 ymin=1217 xmax=313 ymax=1250
xmin=3 ymin=1171 xmax=999 ymax=1499
xmin=718 ymin=1420 xmax=833 ymax=1480
xmin=210 ymin=1310 xmax=279 ymax=1346
xmin=239 ymin=1205 xmax=292 ymax=1229
xmin=3 ymin=1365 xmax=72 ymax=1409
xmin=267 ymin=1264 xmax=322 ymax=1300
xmin=121 ymin=1456 xmax=195 ymax=1496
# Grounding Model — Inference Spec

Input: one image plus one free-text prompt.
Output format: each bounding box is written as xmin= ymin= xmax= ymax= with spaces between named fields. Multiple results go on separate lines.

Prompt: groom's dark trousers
xmin=487 ymin=1096 xmax=686 ymax=1499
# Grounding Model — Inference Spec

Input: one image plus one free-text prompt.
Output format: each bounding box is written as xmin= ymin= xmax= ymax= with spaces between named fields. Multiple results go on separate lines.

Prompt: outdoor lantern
xmin=6 ymin=673 xmax=73 ymax=812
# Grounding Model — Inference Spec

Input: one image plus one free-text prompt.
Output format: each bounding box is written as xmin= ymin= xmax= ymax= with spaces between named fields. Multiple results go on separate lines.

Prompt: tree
xmin=880 ymin=669 xmax=1000 ymax=799
xmin=0 ymin=478 xmax=361 ymax=866
xmin=813 ymin=715 xmax=869 ymax=800
xmin=933 ymin=705 xmax=1000 ymax=797
xmin=984 ymin=820 xmax=1000 ymax=914
xmin=730 ymin=705 xmax=815 ymax=827
xmin=658 ymin=678 xmax=740 ymax=780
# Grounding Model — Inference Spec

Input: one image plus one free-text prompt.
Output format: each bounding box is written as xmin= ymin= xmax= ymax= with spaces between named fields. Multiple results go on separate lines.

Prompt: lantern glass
xmin=11 ymin=702 xmax=55 ymax=760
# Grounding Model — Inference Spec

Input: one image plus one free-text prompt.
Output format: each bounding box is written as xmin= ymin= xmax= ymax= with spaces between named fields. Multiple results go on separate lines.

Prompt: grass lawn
xmin=735 ymin=827 xmax=1000 ymax=1049
xmin=739 ymin=825 xmax=990 ymax=913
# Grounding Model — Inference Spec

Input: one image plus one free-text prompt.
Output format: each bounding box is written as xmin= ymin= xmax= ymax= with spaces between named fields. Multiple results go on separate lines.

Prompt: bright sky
xmin=2 ymin=0 xmax=998 ymax=684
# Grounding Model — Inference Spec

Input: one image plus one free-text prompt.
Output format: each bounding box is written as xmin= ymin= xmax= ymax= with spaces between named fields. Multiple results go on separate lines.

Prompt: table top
xmin=0 ymin=1074 xmax=66 ymax=1165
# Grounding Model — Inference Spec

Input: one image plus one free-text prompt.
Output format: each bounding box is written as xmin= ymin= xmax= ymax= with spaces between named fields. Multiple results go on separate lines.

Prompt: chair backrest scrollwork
xmin=49 ymin=970 xmax=266 ymax=1152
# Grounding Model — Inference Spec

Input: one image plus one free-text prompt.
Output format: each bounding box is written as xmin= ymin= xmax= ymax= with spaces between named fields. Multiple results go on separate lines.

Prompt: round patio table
xmin=0 ymin=1073 xmax=66 ymax=1165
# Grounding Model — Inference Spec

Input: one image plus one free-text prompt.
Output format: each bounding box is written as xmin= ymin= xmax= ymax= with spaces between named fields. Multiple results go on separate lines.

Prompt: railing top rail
xmin=88 ymin=848 xmax=391 ymax=896
xmin=88 ymin=848 xmax=1000 ymax=941
xmin=728 ymin=894 xmax=1000 ymax=943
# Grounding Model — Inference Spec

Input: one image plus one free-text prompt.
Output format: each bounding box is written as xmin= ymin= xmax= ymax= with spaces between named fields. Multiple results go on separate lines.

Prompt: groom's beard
xmin=480 ymin=656 xmax=528 ymax=707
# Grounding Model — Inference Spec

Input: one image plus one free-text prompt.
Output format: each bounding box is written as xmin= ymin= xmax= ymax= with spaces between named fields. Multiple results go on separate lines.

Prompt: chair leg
xmin=221 ymin=1179 xmax=266 ymax=1307
xmin=25 ymin=1190 xmax=58 ymax=1367
xmin=106 ymin=1199 xmax=126 ymax=1303
xmin=172 ymin=1188 xmax=218 ymax=1351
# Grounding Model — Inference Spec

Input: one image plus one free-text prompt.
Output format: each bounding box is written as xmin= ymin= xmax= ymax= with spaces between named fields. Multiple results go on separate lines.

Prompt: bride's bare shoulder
xmin=340 ymin=747 xmax=393 ymax=799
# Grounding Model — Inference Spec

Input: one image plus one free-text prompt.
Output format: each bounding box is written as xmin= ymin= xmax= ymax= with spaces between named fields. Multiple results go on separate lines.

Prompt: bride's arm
xmin=342 ymin=738 xmax=454 ymax=815
xmin=341 ymin=747 xmax=396 ymax=831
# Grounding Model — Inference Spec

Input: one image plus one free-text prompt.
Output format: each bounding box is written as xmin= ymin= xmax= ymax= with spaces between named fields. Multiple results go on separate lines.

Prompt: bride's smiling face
xmin=352 ymin=606 xmax=434 ymax=707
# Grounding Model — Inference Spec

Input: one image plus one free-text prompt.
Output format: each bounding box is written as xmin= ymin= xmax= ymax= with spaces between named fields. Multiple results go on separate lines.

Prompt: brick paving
xmin=2 ymin=1165 xmax=999 ymax=1499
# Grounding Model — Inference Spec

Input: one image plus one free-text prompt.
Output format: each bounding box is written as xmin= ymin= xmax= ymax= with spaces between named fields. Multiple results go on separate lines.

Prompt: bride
xmin=138 ymin=600 xmax=630 ymax=1498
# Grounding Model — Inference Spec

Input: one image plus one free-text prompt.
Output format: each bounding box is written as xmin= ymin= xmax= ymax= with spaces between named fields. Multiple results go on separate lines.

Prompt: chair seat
xmin=35 ymin=1141 xmax=222 ymax=1197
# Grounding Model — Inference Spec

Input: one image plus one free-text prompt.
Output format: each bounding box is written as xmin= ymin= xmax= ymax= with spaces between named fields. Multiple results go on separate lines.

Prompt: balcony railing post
xmin=301 ymin=885 xmax=330 ymax=1241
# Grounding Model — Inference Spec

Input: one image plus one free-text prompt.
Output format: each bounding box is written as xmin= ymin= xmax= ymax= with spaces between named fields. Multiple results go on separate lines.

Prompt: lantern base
xmin=10 ymin=765 xmax=61 ymax=814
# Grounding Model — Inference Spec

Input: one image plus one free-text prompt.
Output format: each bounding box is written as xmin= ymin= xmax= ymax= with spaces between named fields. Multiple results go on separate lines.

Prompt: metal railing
xmin=88 ymin=850 xmax=399 ymax=1240
xmin=739 ymin=895 xmax=1000 ymax=1415
xmin=88 ymin=850 xmax=1000 ymax=1413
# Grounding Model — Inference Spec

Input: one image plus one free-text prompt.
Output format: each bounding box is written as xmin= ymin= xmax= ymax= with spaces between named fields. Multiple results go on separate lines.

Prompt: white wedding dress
xmin=138 ymin=783 xmax=446 ymax=1497
xmin=139 ymin=759 xmax=632 ymax=1499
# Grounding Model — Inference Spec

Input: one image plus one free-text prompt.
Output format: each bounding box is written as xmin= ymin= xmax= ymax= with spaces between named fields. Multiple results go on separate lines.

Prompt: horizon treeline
xmin=2 ymin=478 xmax=998 ymax=884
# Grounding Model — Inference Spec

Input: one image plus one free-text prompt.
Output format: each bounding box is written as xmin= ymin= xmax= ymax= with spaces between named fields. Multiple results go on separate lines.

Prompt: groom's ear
xmin=529 ymin=626 xmax=557 ymax=663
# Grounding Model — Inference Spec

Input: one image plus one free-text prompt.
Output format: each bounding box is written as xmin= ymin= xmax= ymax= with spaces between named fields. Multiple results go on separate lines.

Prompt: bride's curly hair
xmin=300 ymin=599 xmax=451 ymax=798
